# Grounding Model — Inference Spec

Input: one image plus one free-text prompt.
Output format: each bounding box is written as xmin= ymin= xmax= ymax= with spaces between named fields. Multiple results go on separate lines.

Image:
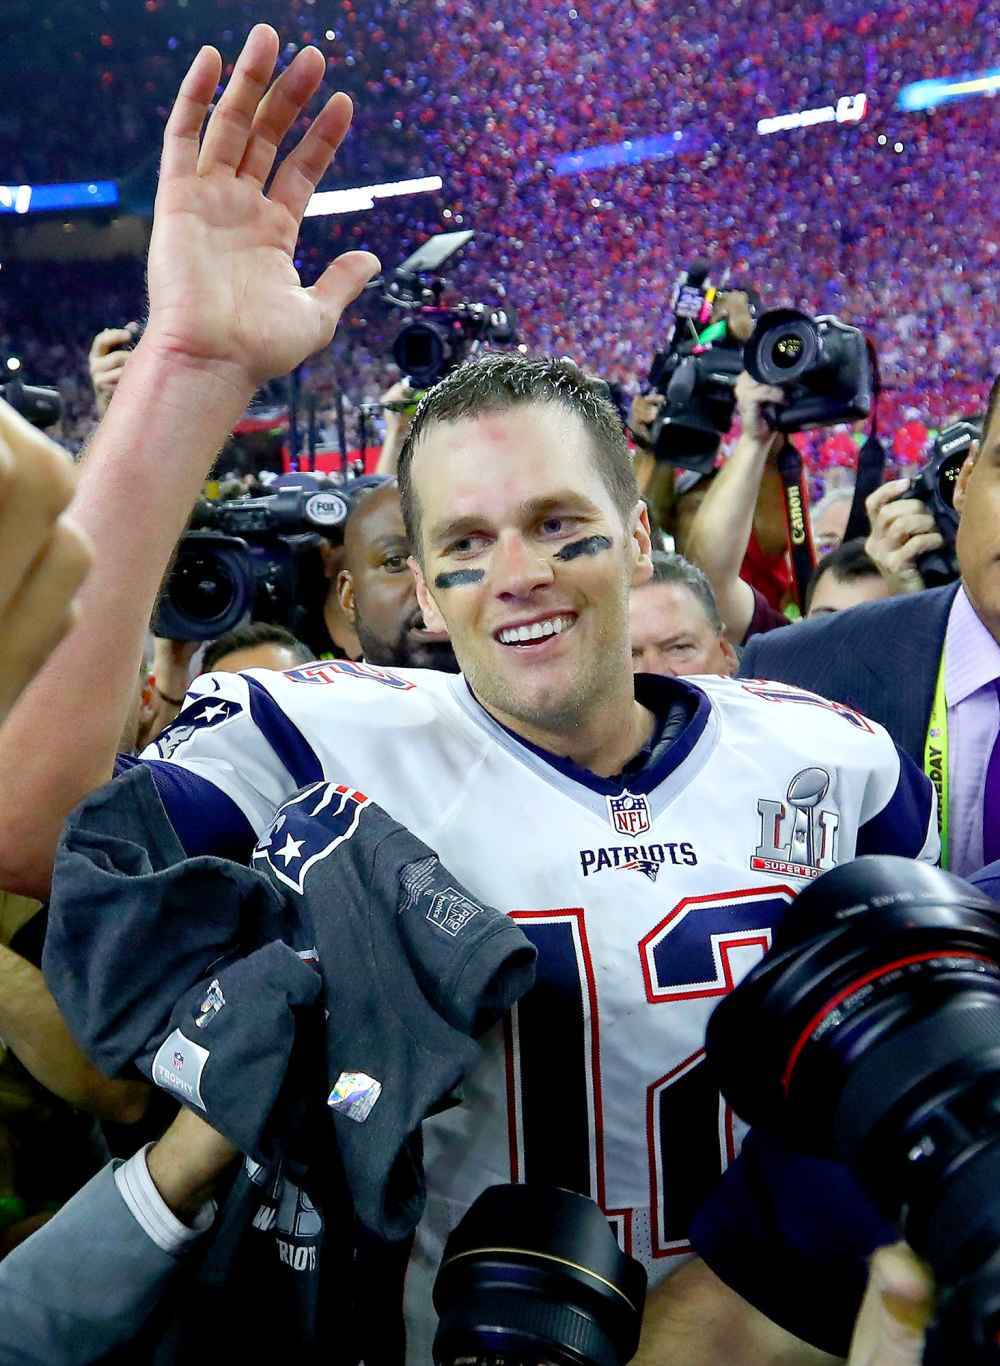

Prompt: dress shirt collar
xmin=945 ymin=583 xmax=1000 ymax=706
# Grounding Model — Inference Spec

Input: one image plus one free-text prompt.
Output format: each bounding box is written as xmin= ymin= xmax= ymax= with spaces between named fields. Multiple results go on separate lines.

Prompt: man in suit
xmin=741 ymin=374 xmax=1000 ymax=878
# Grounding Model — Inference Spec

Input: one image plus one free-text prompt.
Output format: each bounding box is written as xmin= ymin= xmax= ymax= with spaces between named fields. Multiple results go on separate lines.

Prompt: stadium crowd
xmin=3 ymin=0 xmax=998 ymax=467
xmin=0 ymin=5 xmax=998 ymax=1365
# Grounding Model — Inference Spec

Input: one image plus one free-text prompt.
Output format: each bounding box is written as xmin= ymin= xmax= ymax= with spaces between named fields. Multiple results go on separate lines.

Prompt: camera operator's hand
xmin=88 ymin=324 xmax=139 ymax=417
xmin=140 ymin=637 xmax=201 ymax=748
xmin=864 ymin=478 xmax=941 ymax=596
xmin=142 ymin=25 xmax=380 ymax=395
xmin=847 ymin=1242 xmax=932 ymax=1366
xmin=376 ymin=378 xmax=420 ymax=474
xmin=0 ymin=401 xmax=92 ymax=724
xmin=628 ymin=392 xmax=664 ymax=450
xmin=735 ymin=371 xmax=786 ymax=448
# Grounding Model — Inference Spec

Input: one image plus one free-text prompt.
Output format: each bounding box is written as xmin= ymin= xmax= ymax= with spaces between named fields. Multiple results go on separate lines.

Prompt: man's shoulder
xmin=740 ymin=584 xmax=957 ymax=678
xmin=694 ymin=673 xmax=897 ymax=756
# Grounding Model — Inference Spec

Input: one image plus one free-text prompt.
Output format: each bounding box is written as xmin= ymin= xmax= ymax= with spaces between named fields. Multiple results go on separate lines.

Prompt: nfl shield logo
xmin=606 ymin=791 xmax=651 ymax=836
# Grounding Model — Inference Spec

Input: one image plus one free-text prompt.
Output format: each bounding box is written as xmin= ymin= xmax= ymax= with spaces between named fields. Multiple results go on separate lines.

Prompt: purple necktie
xmin=984 ymin=680 xmax=1000 ymax=866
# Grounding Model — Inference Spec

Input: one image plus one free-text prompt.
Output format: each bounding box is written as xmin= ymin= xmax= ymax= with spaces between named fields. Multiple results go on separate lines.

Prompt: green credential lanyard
xmin=924 ymin=650 xmax=950 ymax=870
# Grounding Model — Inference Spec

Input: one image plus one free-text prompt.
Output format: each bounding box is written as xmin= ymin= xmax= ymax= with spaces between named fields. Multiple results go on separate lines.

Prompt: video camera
xmin=645 ymin=264 xmax=875 ymax=473
xmin=153 ymin=485 xmax=351 ymax=641
xmin=383 ymin=230 xmax=517 ymax=390
xmin=0 ymin=372 xmax=62 ymax=430
xmin=645 ymin=263 xmax=746 ymax=473
xmin=908 ymin=417 xmax=980 ymax=587
xmin=706 ymin=856 xmax=1000 ymax=1365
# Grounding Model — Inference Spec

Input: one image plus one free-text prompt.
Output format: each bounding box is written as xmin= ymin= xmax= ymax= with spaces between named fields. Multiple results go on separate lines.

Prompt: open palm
xmin=146 ymin=26 xmax=379 ymax=388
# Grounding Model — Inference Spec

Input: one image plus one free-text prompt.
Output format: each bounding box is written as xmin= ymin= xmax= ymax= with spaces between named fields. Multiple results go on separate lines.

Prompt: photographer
xmin=742 ymin=373 xmax=1000 ymax=877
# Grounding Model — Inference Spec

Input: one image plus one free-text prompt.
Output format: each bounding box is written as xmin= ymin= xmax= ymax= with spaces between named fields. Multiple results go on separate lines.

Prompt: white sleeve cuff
xmin=114 ymin=1143 xmax=216 ymax=1256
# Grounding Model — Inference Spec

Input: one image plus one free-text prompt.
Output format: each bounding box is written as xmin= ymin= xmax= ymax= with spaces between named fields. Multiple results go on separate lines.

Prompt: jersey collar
xmin=458 ymin=672 xmax=712 ymax=797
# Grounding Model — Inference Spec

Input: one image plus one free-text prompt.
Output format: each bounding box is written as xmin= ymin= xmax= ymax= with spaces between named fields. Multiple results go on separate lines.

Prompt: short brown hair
xmin=397 ymin=353 xmax=639 ymax=558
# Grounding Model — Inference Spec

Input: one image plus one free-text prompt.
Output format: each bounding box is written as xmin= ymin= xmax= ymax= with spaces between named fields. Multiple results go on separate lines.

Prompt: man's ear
xmin=718 ymin=635 xmax=739 ymax=678
xmin=337 ymin=569 xmax=357 ymax=627
xmin=630 ymin=502 xmax=654 ymax=589
xmin=319 ymin=539 xmax=343 ymax=582
xmin=952 ymin=440 xmax=979 ymax=516
xmin=409 ymin=556 xmax=447 ymax=633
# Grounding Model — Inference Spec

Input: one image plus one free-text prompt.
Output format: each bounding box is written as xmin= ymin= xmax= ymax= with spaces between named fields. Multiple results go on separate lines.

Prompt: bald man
xmin=338 ymin=481 xmax=458 ymax=672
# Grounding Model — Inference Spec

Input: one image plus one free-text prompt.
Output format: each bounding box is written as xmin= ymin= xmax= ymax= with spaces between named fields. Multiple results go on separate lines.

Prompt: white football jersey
xmin=133 ymin=661 xmax=937 ymax=1362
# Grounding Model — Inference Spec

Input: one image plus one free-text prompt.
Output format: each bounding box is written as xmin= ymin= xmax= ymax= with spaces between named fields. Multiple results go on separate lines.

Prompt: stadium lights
xmin=897 ymin=68 xmax=1000 ymax=112
xmin=303 ymin=175 xmax=443 ymax=217
xmin=0 ymin=180 xmax=118 ymax=215
xmin=756 ymin=93 xmax=868 ymax=136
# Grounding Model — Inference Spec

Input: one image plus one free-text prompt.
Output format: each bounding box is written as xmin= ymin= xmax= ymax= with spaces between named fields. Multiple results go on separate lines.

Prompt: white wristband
xmin=115 ymin=1143 xmax=215 ymax=1256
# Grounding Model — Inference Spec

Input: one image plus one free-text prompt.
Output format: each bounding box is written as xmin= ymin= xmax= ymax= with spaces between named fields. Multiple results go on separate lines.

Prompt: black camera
xmin=645 ymin=264 xmax=748 ymax=473
xmin=705 ymin=856 xmax=1000 ymax=1364
xmin=0 ymin=376 xmax=62 ymax=430
xmin=384 ymin=230 xmax=517 ymax=389
xmin=153 ymin=485 xmax=351 ymax=641
xmin=743 ymin=308 xmax=875 ymax=432
xmin=908 ymin=418 xmax=980 ymax=587
xmin=433 ymin=1184 xmax=646 ymax=1366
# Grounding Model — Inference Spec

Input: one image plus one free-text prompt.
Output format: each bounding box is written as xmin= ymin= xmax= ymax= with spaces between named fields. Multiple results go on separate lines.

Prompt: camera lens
xmin=770 ymin=333 xmax=804 ymax=369
xmin=393 ymin=319 xmax=449 ymax=387
xmin=432 ymin=1185 xmax=646 ymax=1366
xmin=171 ymin=550 xmax=239 ymax=626
xmin=706 ymin=856 xmax=1000 ymax=1362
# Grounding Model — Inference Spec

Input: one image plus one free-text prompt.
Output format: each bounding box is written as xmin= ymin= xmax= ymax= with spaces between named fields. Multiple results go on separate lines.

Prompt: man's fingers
xmin=884 ymin=510 xmax=938 ymax=548
xmin=865 ymin=477 xmax=910 ymax=518
xmin=887 ymin=532 xmax=944 ymax=571
xmin=309 ymin=251 xmax=382 ymax=325
xmin=88 ymin=328 xmax=134 ymax=361
xmin=92 ymin=353 xmax=130 ymax=379
xmin=268 ymin=90 xmax=353 ymax=222
xmin=196 ymin=25 xmax=280 ymax=177
xmin=160 ymin=45 xmax=223 ymax=182
xmin=236 ymin=45 xmax=327 ymax=187
xmin=848 ymin=1243 xmax=932 ymax=1366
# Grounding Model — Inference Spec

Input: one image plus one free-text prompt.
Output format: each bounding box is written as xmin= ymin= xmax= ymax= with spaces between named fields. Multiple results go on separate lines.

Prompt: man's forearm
xmin=0 ymin=943 xmax=148 ymax=1122
xmin=636 ymin=1258 xmax=841 ymax=1366
xmin=684 ymin=432 xmax=775 ymax=642
xmin=0 ymin=343 xmax=253 ymax=895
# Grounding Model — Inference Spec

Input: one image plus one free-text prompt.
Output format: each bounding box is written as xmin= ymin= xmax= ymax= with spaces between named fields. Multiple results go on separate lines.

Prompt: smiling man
xmin=0 ymin=30 xmax=939 ymax=1366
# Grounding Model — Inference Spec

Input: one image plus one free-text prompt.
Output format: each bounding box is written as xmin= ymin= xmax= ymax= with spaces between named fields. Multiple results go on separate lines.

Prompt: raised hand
xmin=145 ymin=25 xmax=380 ymax=390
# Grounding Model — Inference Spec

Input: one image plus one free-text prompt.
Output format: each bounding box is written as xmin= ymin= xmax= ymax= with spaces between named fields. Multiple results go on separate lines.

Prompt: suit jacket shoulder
xmin=739 ymin=585 xmax=958 ymax=763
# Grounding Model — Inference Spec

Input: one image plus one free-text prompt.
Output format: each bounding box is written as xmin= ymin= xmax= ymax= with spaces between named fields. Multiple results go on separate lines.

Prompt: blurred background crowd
xmin=3 ymin=0 xmax=997 ymax=469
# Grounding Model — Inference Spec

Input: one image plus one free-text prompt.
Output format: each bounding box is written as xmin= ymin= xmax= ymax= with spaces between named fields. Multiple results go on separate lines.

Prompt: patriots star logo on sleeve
xmin=252 ymin=781 xmax=370 ymax=895
xmin=153 ymin=696 xmax=244 ymax=760
xmin=276 ymin=834 xmax=306 ymax=866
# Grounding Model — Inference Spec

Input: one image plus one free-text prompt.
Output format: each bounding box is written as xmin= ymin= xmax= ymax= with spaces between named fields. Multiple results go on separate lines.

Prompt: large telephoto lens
xmin=432 ymin=1184 xmax=646 ymax=1366
xmin=705 ymin=856 xmax=1000 ymax=1362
